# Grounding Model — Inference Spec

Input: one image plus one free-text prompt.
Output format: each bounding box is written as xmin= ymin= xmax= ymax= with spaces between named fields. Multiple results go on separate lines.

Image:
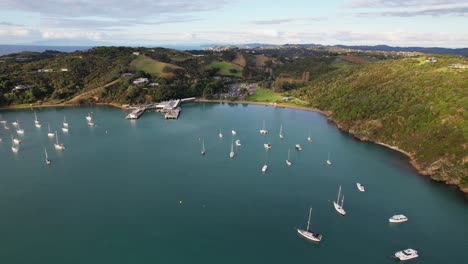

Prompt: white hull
xmin=35 ymin=123 xmax=41 ymax=128
xmin=17 ymin=130 xmax=24 ymax=135
xmin=86 ymin=116 xmax=92 ymax=121
xmin=46 ymin=160 xmax=51 ymax=165
xmin=12 ymin=122 xmax=18 ymax=127
xmin=54 ymin=144 xmax=65 ymax=150
xmin=230 ymin=152 xmax=235 ymax=158
xmin=259 ymin=129 xmax=268 ymax=134
xmin=13 ymin=139 xmax=21 ymax=144
xmin=219 ymin=133 xmax=223 ymax=138
xmin=356 ymin=183 xmax=365 ymax=192
xmin=235 ymin=140 xmax=241 ymax=146
xmin=286 ymin=160 xmax=292 ymax=166
xmin=63 ymin=123 xmax=69 ymax=127
xmin=62 ymin=128 xmax=69 ymax=133
xmin=295 ymin=144 xmax=302 ymax=151
xmin=262 ymin=165 xmax=268 ymax=172
xmin=87 ymin=122 xmax=95 ymax=126
xmin=264 ymin=143 xmax=271 ymax=150
xmin=279 ymin=134 xmax=284 ymax=139
xmin=11 ymin=146 xmax=19 ymax=153
xmin=326 ymin=160 xmax=332 ymax=165
xmin=395 ymin=249 xmax=418 ymax=261
xmin=48 ymin=133 xmax=55 ymax=138
xmin=297 ymin=229 xmax=322 ymax=242
xmin=333 ymin=202 xmax=346 ymax=215
xmin=389 ymin=215 xmax=408 ymax=223
xmin=231 ymin=130 xmax=236 ymax=136
xmin=307 ymin=136 xmax=312 ymax=142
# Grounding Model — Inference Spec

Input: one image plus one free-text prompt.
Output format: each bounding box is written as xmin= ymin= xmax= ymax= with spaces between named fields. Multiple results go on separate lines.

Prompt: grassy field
xmin=130 ymin=55 xmax=181 ymax=77
xmin=245 ymin=88 xmax=307 ymax=106
xmin=207 ymin=61 xmax=243 ymax=77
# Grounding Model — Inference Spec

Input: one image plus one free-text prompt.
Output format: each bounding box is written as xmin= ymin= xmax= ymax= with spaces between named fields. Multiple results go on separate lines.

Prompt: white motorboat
xmin=229 ymin=141 xmax=235 ymax=159
xmin=231 ymin=129 xmax=237 ymax=136
xmin=333 ymin=186 xmax=346 ymax=216
xmin=279 ymin=124 xmax=284 ymax=139
xmin=297 ymin=208 xmax=322 ymax=242
xmin=264 ymin=143 xmax=272 ymax=150
xmin=45 ymin=148 xmax=51 ymax=165
xmin=286 ymin=149 xmax=292 ymax=166
xmin=47 ymin=124 xmax=55 ymax=137
xmin=295 ymin=144 xmax=302 ymax=151
xmin=356 ymin=183 xmax=365 ymax=192
xmin=326 ymin=152 xmax=332 ymax=165
xmin=389 ymin=214 xmax=408 ymax=223
xmin=259 ymin=120 xmax=268 ymax=134
xmin=235 ymin=139 xmax=241 ymax=146
xmin=218 ymin=129 xmax=223 ymax=138
xmin=54 ymin=131 xmax=65 ymax=150
xmin=394 ymin=249 xmax=418 ymax=261
xmin=262 ymin=163 xmax=268 ymax=173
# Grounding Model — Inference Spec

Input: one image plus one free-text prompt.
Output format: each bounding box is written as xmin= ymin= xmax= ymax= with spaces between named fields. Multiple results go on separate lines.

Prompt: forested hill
xmin=292 ymin=56 xmax=468 ymax=191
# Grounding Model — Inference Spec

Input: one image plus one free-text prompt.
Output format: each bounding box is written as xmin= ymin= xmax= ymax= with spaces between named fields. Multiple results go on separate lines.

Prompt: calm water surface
xmin=0 ymin=103 xmax=466 ymax=264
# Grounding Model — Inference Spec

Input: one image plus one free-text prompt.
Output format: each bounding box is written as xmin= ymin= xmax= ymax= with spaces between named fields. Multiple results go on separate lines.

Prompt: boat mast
xmin=288 ymin=149 xmax=290 ymax=160
xmin=341 ymin=196 xmax=345 ymax=208
xmin=307 ymin=208 xmax=312 ymax=231
xmin=262 ymin=120 xmax=265 ymax=130
xmin=202 ymin=139 xmax=205 ymax=152
xmin=231 ymin=140 xmax=234 ymax=153
xmin=55 ymin=131 xmax=59 ymax=144
xmin=337 ymin=186 xmax=341 ymax=203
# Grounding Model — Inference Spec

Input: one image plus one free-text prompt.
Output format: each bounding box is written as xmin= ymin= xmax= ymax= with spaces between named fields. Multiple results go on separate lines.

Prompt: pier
xmin=126 ymin=107 xmax=146 ymax=119
xmin=125 ymin=97 xmax=194 ymax=120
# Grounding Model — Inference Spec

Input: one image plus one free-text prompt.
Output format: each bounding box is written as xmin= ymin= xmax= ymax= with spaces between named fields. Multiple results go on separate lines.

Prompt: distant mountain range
xmin=1 ymin=43 xmax=467 ymax=56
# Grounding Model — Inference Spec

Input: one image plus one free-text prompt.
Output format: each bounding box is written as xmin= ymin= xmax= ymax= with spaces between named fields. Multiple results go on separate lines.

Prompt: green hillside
xmin=292 ymin=55 xmax=468 ymax=190
xmin=130 ymin=55 xmax=182 ymax=77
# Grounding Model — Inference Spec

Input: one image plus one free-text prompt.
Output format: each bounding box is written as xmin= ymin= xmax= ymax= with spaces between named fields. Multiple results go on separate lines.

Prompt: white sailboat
xmin=16 ymin=123 xmax=24 ymax=135
xmin=326 ymin=152 xmax=332 ymax=165
xmin=389 ymin=214 xmax=408 ymax=223
xmin=297 ymin=208 xmax=322 ymax=242
xmin=34 ymin=112 xmax=41 ymax=128
xmin=229 ymin=140 xmax=235 ymax=159
xmin=86 ymin=112 xmax=92 ymax=121
xmin=259 ymin=120 xmax=268 ymax=134
xmin=12 ymin=120 xmax=18 ymax=127
xmin=54 ymin=131 xmax=65 ymax=150
xmin=231 ymin=129 xmax=237 ymax=136
xmin=11 ymin=134 xmax=21 ymax=145
xmin=264 ymin=143 xmax=272 ymax=150
xmin=333 ymin=186 xmax=346 ymax=216
xmin=45 ymin=148 xmax=51 ymax=165
xmin=356 ymin=183 xmax=365 ymax=192
xmin=218 ymin=129 xmax=223 ymax=138
xmin=295 ymin=144 xmax=302 ymax=151
xmin=11 ymin=140 xmax=19 ymax=153
xmin=201 ymin=139 xmax=206 ymax=156
xmin=47 ymin=124 xmax=55 ymax=137
xmin=279 ymin=124 xmax=284 ymax=139
xmin=262 ymin=162 xmax=268 ymax=173
xmin=87 ymin=121 xmax=96 ymax=126
xmin=235 ymin=139 xmax=241 ymax=146
xmin=307 ymin=129 xmax=312 ymax=142
xmin=63 ymin=116 xmax=69 ymax=127
xmin=286 ymin=148 xmax=292 ymax=166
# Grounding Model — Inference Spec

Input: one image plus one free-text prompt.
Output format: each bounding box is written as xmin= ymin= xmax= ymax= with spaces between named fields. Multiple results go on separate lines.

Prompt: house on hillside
xmin=132 ymin=52 xmax=140 ymax=56
xmin=13 ymin=85 xmax=34 ymax=91
xmin=133 ymin=77 xmax=149 ymax=84
xmin=61 ymin=68 xmax=69 ymax=72
xmin=426 ymin=57 xmax=437 ymax=62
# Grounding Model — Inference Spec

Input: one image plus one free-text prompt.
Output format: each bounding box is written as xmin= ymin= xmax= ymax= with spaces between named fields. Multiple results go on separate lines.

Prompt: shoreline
xmin=2 ymin=99 xmax=465 ymax=194
xmin=196 ymin=99 xmax=467 ymax=194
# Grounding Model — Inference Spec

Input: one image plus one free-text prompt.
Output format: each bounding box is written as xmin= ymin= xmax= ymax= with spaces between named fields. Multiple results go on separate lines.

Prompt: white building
xmin=133 ymin=78 xmax=149 ymax=84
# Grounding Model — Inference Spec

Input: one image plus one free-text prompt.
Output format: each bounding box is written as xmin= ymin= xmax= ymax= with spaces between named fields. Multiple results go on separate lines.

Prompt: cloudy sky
xmin=0 ymin=0 xmax=467 ymax=47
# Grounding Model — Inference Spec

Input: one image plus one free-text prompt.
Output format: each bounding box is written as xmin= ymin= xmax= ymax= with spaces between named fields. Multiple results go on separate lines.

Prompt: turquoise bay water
xmin=0 ymin=103 xmax=467 ymax=263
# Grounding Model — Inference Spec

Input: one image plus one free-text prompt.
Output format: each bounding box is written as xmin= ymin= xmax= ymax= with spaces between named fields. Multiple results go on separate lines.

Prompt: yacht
xmin=326 ymin=152 xmax=332 ymax=165
xmin=45 ymin=148 xmax=51 ymax=165
xmin=87 ymin=121 xmax=96 ymax=126
xmin=394 ymin=249 xmax=418 ymax=261
xmin=389 ymin=214 xmax=408 ymax=223
xmin=218 ymin=129 xmax=223 ymax=138
xmin=297 ymin=208 xmax=322 ymax=242
xmin=86 ymin=113 xmax=93 ymax=121
xmin=356 ymin=183 xmax=365 ymax=192
xmin=201 ymin=139 xmax=206 ymax=156
xmin=12 ymin=120 xmax=18 ymax=127
xmin=231 ymin=129 xmax=237 ymax=136
xmin=47 ymin=124 xmax=55 ymax=137
xmin=34 ymin=112 xmax=41 ymax=127
xmin=333 ymin=186 xmax=346 ymax=216
xmin=295 ymin=144 xmax=302 ymax=151
xmin=307 ymin=129 xmax=312 ymax=142
xmin=16 ymin=123 xmax=24 ymax=135
xmin=62 ymin=127 xmax=69 ymax=133
xmin=235 ymin=139 xmax=241 ymax=147
xmin=11 ymin=142 xmax=19 ymax=153
xmin=12 ymin=135 xmax=21 ymax=145
xmin=264 ymin=143 xmax=272 ymax=150
xmin=54 ymin=131 xmax=65 ymax=150
xmin=63 ymin=116 xmax=69 ymax=127
xmin=229 ymin=141 xmax=235 ymax=159
xmin=261 ymin=163 xmax=268 ymax=173
xmin=259 ymin=120 xmax=268 ymax=134
xmin=286 ymin=149 xmax=292 ymax=166
xmin=279 ymin=124 xmax=284 ymax=139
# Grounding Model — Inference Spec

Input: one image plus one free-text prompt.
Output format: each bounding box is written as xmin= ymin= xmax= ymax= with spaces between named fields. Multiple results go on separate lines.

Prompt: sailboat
xmin=235 ymin=139 xmax=241 ymax=146
xmin=201 ymin=139 xmax=206 ymax=156
xmin=12 ymin=120 xmax=18 ymax=127
xmin=279 ymin=124 xmax=284 ymax=139
xmin=16 ymin=123 xmax=24 ymax=135
xmin=11 ymin=140 xmax=19 ymax=153
xmin=286 ymin=148 xmax=292 ymax=166
xmin=3 ymin=122 xmax=10 ymax=130
xmin=229 ymin=140 xmax=235 ymax=159
xmin=231 ymin=129 xmax=237 ymax=136
xmin=333 ymin=186 xmax=346 ymax=216
xmin=262 ymin=162 xmax=268 ymax=173
xmin=54 ymin=131 xmax=65 ymax=150
xmin=44 ymin=148 xmax=51 ymax=165
xmin=259 ymin=120 xmax=268 ymax=134
xmin=307 ymin=129 xmax=312 ymax=143
xmin=47 ymin=123 xmax=55 ymax=137
xmin=218 ymin=129 xmax=223 ymax=138
xmin=34 ymin=112 xmax=41 ymax=128
xmin=297 ymin=208 xmax=322 ymax=242
xmin=11 ymin=134 xmax=21 ymax=145
xmin=326 ymin=152 xmax=332 ymax=165
xmin=86 ymin=112 xmax=92 ymax=121
xmin=63 ymin=116 xmax=69 ymax=127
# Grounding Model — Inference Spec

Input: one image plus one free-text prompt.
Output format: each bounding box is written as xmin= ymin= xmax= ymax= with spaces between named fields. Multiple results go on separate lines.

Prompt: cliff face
xmin=294 ymin=56 xmax=468 ymax=192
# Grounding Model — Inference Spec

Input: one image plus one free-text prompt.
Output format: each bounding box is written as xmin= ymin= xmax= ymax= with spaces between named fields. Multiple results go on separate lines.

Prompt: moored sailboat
xmin=47 ymin=124 xmax=54 ymax=137
xmin=297 ymin=208 xmax=322 ymax=242
xmin=333 ymin=186 xmax=346 ymax=216
xmin=201 ymin=139 xmax=206 ymax=156
xmin=229 ymin=140 xmax=235 ymax=159
xmin=45 ymin=148 xmax=51 ymax=165
xmin=279 ymin=124 xmax=284 ymax=139
xmin=259 ymin=120 xmax=268 ymax=134
xmin=286 ymin=148 xmax=292 ymax=166
xmin=326 ymin=152 xmax=332 ymax=165
xmin=54 ymin=131 xmax=65 ymax=150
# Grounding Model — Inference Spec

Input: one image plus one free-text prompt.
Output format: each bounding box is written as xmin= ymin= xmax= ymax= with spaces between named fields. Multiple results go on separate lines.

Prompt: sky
xmin=0 ymin=0 xmax=467 ymax=47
